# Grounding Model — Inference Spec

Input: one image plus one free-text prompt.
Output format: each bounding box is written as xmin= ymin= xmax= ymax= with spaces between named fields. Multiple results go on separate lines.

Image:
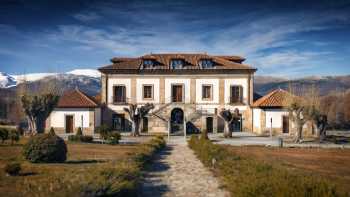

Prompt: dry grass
xmin=226 ymin=146 xmax=350 ymax=194
xmin=0 ymin=138 xmax=140 ymax=196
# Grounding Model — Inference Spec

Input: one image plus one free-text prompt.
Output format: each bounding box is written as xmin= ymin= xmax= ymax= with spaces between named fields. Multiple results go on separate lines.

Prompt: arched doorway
xmin=170 ymin=108 xmax=184 ymax=134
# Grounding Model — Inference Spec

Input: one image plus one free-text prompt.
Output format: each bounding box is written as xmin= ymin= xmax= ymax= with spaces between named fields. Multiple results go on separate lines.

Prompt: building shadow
xmin=65 ymin=159 xmax=105 ymax=164
xmin=139 ymin=146 xmax=172 ymax=196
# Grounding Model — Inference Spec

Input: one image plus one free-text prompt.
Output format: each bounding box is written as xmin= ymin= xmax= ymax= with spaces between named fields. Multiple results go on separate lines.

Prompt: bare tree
xmin=219 ymin=108 xmax=240 ymax=138
xmin=21 ymin=94 xmax=59 ymax=134
xmin=285 ymin=85 xmax=327 ymax=143
xmin=123 ymin=103 xmax=154 ymax=136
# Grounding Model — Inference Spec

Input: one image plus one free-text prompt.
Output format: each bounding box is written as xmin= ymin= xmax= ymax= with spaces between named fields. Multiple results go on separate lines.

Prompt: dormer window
xmin=143 ymin=59 xmax=154 ymax=68
xmin=199 ymin=59 xmax=214 ymax=68
xmin=170 ymin=59 xmax=184 ymax=69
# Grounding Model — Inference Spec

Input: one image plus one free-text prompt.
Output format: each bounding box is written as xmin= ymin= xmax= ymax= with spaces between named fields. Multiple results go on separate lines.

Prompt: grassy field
xmin=0 ymin=138 xmax=141 ymax=196
xmin=189 ymin=136 xmax=349 ymax=197
xmin=225 ymin=146 xmax=350 ymax=194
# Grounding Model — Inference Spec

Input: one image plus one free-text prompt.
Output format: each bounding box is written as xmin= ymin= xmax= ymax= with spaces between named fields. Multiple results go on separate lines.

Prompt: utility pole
xmin=81 ymin=115 xmax=84 ymax=134
xmin=270 ymin=117 xmax=273 ymax=138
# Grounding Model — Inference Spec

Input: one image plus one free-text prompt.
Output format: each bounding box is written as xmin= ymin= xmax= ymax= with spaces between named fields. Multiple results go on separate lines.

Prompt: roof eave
xmin=98 ymin=68 xmax=257 ymax=74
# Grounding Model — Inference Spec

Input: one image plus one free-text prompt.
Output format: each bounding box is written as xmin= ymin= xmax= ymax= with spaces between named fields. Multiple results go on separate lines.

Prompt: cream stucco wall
xmin=50 ymin=108 xmax=91 ymax=129
xmin=108 ymin=78 xmax=131 ymax=104
xmin=224 ymin=78 xmax=248 ymax=104
xmin=164 ymin=78 xmax=191 ymax=103
xmin=195 ymin=79 xmax=219 ymax=104
xmin=253 ymin=108 xmax=261 ymax=129
xmin=136 ymin=78 xmax=160 ymax=103
xmin=265 ymin=109 xmax=288 ymax=128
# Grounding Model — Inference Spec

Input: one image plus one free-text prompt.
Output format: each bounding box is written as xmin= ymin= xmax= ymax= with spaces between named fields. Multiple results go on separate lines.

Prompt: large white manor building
xmin=98 ymin=53 xmax=255 ymax=135
xmin=46 ymin=53 xmax=314 ymax=137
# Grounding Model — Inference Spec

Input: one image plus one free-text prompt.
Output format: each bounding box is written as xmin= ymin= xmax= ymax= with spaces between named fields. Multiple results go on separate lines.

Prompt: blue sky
xmin=0 ymin=0 xmax=350 ymax=77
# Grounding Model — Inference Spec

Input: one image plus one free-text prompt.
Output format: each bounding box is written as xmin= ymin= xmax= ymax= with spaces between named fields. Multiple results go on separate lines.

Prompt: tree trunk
xmin=318 ymin=123 xmax=327 ymax=143
xmin=26 ymin=115 xmax=36 ymax=135
xmin=201 ymin=129 xmax=209 ymax=140
xmin=224 ymin=122 xmax=232 ymax=138
xmin=131 ymin=118 xmax=140 ymax=137
xmin=295 ymin=124 xmax=303 ymax=143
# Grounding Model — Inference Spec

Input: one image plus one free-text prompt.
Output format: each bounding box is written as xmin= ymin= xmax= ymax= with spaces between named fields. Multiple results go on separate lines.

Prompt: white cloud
xmin=45 ymin=8 xmax=349 ymax=75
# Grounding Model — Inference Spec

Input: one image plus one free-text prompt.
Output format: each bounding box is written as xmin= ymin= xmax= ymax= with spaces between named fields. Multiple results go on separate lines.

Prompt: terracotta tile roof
xmin=57 ymin=88 xmax=99 ymax=108
xmin=99 ymin=53 xmax=256 ymax=73
xmin=252 ymin=89 xmax=294 ymax=108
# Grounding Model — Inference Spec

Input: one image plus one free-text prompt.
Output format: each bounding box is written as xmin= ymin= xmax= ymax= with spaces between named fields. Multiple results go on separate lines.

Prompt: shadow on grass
xmin=139 ymin=146 xmax=172 ymax=196
xmin=19 ymin=172 xmax=38 ymax=176
xmin=65 ymin=159 xmax=106 ymax=164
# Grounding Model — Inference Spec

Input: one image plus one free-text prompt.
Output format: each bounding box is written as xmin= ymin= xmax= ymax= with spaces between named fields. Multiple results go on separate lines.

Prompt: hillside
xmin=254 ymin=75 xmax=350 ymax=96
xmin=1 ymin=70 xmax=350 ymax=97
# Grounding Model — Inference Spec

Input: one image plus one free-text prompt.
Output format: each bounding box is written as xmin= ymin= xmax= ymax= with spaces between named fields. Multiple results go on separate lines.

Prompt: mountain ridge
xmin=1 ymin=69 xmax=349 ymax=97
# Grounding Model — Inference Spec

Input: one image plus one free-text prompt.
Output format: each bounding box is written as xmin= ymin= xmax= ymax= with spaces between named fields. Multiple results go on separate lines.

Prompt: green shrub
xmin=188 ymin=136 xmax=342 ymax=197
xmin=95 ymin=124 xmax=111 ymax=139
xmin=8 ymin=129 xmax=20 ymax=145
xmin=0 ymin=128 xmax=20 ymax=145
xmin=105 ymin=132 xmax=121 ymax=145
xmin=23 ymin=133 xmax=67 ymax=163
xmin=68 ymin=134 xmax=93 ymax=143
xmin=0 ymin=128 xmax=9 ymax=143
xmin=68 ymin=127 xmax=93 ymax=143
xmin=49 ymin=127 xmax=56 ymax=136
xmin=4 ymin=162 xmax=21 ymax=176
xmin=76 ymin=127 xmax=83 ymax=136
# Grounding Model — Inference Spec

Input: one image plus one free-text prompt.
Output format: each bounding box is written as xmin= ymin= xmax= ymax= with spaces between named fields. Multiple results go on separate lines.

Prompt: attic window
xmin=143 ymin=59 xmax=154 ymax=68
xmin=170 ymin=59 xmax=184 ymax=69
xmin=199 ymin=59 xmax=214 ymax=68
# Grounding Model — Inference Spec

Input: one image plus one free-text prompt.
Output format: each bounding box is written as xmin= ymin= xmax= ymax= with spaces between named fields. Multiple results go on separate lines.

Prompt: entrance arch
xmin=170 ymin=108 xmax=184 ymax=134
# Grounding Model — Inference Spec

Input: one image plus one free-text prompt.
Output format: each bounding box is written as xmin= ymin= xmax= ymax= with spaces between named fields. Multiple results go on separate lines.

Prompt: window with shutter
xmin=202 ymin=85 xmax=212 ymax=100
xmin=230 ymin=86 xmax=243 ymax=104
xmin=113 ymin=85 xmax=126 ymax=103
xmin=143 ymin=85 xmax=153 ymax=99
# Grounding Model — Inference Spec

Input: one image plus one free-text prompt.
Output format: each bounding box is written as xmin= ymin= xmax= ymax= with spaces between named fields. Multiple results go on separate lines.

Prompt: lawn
xmin=225 ymin=146 xmax=350 ymax=194
xmin=0 ymin=139 xmax=141 ymax=196
xmin=189 ymin=137 xmax=348 ymax=197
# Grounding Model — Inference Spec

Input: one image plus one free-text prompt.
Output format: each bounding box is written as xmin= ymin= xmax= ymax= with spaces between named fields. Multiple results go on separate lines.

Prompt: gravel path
xmin=140 ymin=138 xmax=229 ymax=197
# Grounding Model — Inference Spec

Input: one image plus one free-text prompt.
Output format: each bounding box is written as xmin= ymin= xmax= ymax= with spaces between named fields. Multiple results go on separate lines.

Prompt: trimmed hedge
xmin=68 ymin=127 xmax=94 ymax=143
xmin=23 ymin=133 xmax=67 ymax=163
xmin=188 ymin=136 xmax=344 ymax=197
xmin=68 ymin=135 xmax=94 ymax=143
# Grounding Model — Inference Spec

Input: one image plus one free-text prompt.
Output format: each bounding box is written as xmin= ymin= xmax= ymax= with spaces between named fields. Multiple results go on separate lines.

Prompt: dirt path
xmin=140 ymin=138 xmax=229 ymax=197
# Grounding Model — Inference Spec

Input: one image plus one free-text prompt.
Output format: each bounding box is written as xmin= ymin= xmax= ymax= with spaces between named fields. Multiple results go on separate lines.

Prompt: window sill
xmin=142 ymin=98 xmax=154 ymax=101
xmin=112 ymin=102 xmax=128 ymax=105
xmin=202 ymin=98 xmax=213 ymax=101
xmin=229 ymin=102 xmax=246 ymax=106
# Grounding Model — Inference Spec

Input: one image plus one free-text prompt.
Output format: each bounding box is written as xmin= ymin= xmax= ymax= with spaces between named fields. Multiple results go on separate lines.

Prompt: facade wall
xmin=195 ymin=79 xmax=219 ymax=104
xmin=102 ymin=74 xmax=254 ymax=133
xmin=224 ymin=78 xmax=248 ymax=104
xmin=46 ymin=108 xmax=98 ymax=135
xmin=265 ymin=109 xmax=288 ymax=128
xmin=251 ymin=108 xmax=315 ymax=137
xmin=107 ymin=78 xmax=131 ymax=104
xmin=253 ymin=108 xmax=261 ymax=133
xmin=136 ymin=78 xmax=160 ymax=104
xmin=164 ymin=78 xmax=191 ymax=103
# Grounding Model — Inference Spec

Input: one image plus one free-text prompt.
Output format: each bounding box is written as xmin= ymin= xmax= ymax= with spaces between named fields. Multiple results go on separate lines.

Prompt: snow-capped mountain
xmin=66 ymin=69 xmax=101 ymax=78
xmin=0 ymin=69 xmax=101 ymax=88
xmin=0 ymin=72 xmax=17 ymax=88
